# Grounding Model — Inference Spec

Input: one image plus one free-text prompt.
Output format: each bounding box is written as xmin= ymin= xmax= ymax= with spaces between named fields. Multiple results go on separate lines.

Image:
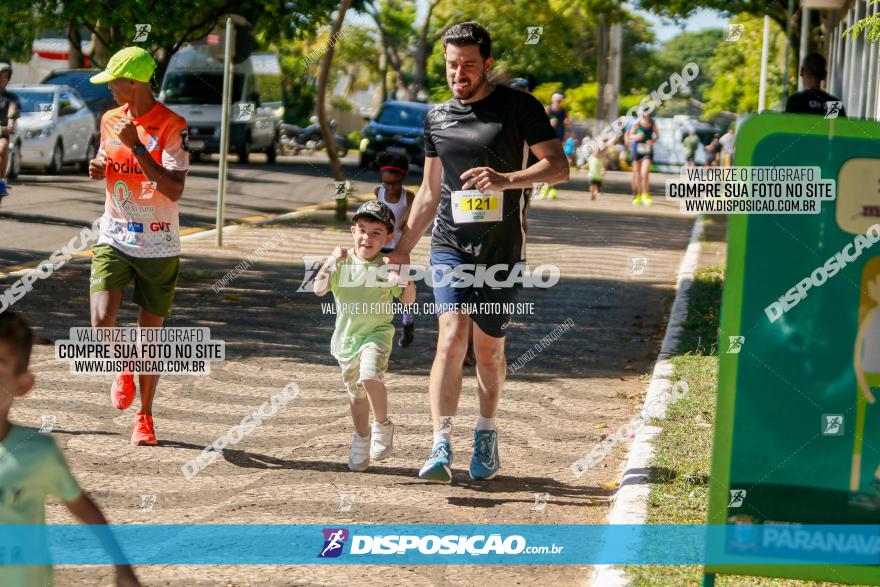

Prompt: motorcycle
xmin=279 ymin=116 xmax=349 ymax=157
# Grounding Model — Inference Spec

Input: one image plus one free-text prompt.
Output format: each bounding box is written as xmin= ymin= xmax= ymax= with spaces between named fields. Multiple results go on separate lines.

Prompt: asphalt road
xmin=0 ymin=152 xmax=381 ymax=272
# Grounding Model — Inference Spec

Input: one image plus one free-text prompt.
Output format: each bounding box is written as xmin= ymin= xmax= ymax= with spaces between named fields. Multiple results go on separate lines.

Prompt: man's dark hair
xmin=803 ymin=53 xmax=827 ymax=81
xmin=443 ymin=22 xmax=491 ymax=59
xmin=0 ymin=312 xmax=33 ymax=373
xmin=376 ymin=151 xmax=410 ymax=173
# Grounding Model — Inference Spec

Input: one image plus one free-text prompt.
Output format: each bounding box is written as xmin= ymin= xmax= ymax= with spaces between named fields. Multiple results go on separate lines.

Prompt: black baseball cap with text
xmin=353 ymin=201 xmax=396 ymax=232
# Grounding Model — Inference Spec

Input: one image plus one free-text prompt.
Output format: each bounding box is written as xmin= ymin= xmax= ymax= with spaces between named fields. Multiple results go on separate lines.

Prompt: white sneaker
xmin=348 ymin=433 xmax=370 ymax=472
xmin=370 ymin=419 xmax=394 ymax=460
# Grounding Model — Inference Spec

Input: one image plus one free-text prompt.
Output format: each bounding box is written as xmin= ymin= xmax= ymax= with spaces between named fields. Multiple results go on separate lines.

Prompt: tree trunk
xmin=382 ymin=35 xmax=406 ymax=100
xmin=317 ymin=0 xmax=352 ymax=222
xmin=413 ymin=3 xmax=458 ymax=101
xmin=91 ymin=20 xmax=114 ymax=67
xmin=153 ymin=47 xmax=170 ymax=89
xmin=379 ymin=50 xmax=388 ymax=103
xmin=412 ymin=37 xmax=428 ymax=99
xmin=411 ymin=0 xmax=436 ymax=100
xmin=345 ymin=63 xmax=358 ymax=96
xmin=67 ymin=23 xmax=84 ymax=68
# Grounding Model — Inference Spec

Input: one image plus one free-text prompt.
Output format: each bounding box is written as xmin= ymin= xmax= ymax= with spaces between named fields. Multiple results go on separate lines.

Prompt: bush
xmin=618 ymin=94 xmax=643 ymax=116
xmin=430 ymin=83 xmax=452 ymax=103
xmin=532 ymin=82 xmax=563 ymax=108
xmin=566 ymin=83 xmax=598 ymax=119
xmin=331 ymin=96 xmax=353 ymax=112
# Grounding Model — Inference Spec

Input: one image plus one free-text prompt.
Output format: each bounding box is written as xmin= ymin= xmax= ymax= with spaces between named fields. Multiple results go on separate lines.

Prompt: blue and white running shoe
xmin=0 ymin=180 xmax=8 ymax=197
xmin=418 ymin=440 xmax=453 ymax=483
xmin=469 ymin=429 xmax=500 ymax=480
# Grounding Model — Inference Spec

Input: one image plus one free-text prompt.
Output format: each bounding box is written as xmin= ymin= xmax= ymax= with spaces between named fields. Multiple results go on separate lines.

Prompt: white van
xmin=158 ymin=45 xmax=284 ymax=163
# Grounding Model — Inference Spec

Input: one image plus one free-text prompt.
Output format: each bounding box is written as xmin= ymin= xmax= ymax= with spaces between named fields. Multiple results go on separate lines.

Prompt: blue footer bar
xmin=1 ymin=524 xmax=878 ymax=565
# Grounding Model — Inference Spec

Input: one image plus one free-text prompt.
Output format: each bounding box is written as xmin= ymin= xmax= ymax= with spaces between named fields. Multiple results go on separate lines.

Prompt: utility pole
xmin=595 ymin=14 xmax=609 ymax=135
xmin=759 ymin=15 xmax=771 ymax=113
xmin=215 ymin=16 xmax=234 ymax=246
xmin=782 ymin=0 xmax=796 ymax=104
xmin=607 ymin=22 xmax=622 ymax=124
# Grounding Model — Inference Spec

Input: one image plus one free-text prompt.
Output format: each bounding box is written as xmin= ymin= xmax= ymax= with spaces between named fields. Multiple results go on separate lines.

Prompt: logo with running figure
xmin=132 ymin=24 xmax=151 ymax=42
xmin=727 ymin=336 xmax=745 ymax=354
xmin=825 ymin=101 xmax=843 ymax=119
xmin=524 ymin=27 xmax=543 ymax=45
xmin=38 ymin=415 xmax=57 ymax=433
xmin=333 ymin=181 xmax=350 ymax=200
xmin=631 ymin=256 xmax=648 ymax=276
xmin=725 ymin=24 xmax=744 ymax=42
xmin=728 ymin=489 xmax=746 ymax=508
xmin=821 ymin=414 xmax=844 ymax=436
xmin=319 ymin=528 xmax=349 ymax=558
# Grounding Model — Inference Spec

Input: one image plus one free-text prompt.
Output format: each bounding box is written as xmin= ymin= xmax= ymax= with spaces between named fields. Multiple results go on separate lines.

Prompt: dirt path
xmin=8 ymin=181 xmax=694 ymax=586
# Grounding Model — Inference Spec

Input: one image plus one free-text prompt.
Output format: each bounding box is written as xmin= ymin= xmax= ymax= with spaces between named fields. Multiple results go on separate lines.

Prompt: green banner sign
xmin=706 ymin=113 xmax=880 ymax=585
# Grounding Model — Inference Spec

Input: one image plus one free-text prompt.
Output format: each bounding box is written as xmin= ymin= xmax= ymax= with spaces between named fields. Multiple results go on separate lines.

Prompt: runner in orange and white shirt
xmin=87 ymin=47 xmax=189 ymax=446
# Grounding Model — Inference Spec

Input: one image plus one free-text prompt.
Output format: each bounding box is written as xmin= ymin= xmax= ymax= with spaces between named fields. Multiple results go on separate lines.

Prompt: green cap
xmin=90 ymin=47 xmax=156 ymax=84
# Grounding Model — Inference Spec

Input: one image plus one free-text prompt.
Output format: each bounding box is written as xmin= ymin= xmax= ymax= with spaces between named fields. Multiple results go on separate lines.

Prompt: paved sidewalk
xmin=7 ymin=179 xmax=694 ymax=586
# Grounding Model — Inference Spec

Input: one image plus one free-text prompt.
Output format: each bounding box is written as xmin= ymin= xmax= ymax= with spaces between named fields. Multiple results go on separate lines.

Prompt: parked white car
xmin=9 ymin=84 xmax=97 ymax=174
xmin=159 ymin=46 xmax=284 ymax=163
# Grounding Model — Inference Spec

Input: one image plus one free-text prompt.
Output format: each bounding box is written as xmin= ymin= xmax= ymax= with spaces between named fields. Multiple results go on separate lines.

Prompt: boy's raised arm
xmin=313 ymin=246 xmax=347 ymax=297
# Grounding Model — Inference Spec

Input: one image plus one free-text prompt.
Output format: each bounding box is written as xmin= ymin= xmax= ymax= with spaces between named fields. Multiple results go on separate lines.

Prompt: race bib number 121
xmin=451 ymin=190 xmax=502 ymax=223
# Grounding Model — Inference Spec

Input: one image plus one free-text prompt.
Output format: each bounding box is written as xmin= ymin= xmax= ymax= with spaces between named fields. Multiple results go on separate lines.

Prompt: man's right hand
xmin=89 ymin=158 xmax=106 ymax=180
xmin=383 ymin=249 xmax=410 ymax=268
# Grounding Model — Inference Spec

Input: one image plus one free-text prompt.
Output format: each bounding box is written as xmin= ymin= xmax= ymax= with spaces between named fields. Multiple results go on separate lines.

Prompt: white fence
xmin=823 ymin=0 xmax=880 ymax=120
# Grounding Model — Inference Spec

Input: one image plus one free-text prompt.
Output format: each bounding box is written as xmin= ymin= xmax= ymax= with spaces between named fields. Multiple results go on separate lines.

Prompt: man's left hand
xmin=460 ymin=167 xmax=511 ymax=191
xmin=114 ymin=116 xmax=140 ymax=150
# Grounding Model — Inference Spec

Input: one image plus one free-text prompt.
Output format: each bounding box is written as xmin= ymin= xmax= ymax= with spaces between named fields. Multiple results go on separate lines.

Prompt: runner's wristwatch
xmin=132 ymin=143 xmax=148 ymax=156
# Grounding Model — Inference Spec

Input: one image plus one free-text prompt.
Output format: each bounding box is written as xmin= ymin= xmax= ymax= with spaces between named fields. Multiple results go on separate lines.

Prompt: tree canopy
xmin=701 ymin=13 xmax=787 ymax=117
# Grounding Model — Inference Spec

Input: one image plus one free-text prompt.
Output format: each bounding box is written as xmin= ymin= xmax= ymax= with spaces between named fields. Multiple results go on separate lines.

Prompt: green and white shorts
xmin=338 ymin=342 xmax=389 ymax=399
xmin=89 ymin=244 xmax=180 ymax=318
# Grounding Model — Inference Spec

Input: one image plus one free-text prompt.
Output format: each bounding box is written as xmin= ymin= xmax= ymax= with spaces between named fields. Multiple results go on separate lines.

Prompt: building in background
xmin=11 ymin=38 xmax=92 ymax=84
xmin=803 ymin=0 xmax=879 ymax=119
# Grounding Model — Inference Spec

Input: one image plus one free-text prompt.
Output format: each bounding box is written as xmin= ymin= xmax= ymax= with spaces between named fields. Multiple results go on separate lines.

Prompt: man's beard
xmin=450 ymin=72 xmax=486 ymax=100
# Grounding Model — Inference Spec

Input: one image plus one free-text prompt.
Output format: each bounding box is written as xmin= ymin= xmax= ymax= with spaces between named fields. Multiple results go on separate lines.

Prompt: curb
xmin=589 ymin=215 xmax=705 ymax=587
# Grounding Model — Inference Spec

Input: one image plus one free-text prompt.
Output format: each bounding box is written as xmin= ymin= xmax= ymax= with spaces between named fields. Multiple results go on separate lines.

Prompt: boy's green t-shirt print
xmin=329 ymin=254 xmax=404 ymax=360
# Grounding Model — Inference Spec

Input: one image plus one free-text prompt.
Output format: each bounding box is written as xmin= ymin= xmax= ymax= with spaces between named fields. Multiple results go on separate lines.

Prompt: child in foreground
xmin=0 ymin=312 xmax=140 ymax=586
xmin=313 ymin=201 xmax=416 ymax=471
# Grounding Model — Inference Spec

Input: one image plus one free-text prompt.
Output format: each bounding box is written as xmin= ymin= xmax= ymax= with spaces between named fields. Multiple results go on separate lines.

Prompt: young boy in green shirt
xmin=0 ymin=312 xmax=140 ymax=586
xmin=313 ymin=201 xmax=416 ymax=471
xmin=585 ymin=148 xmax=605 ymax=201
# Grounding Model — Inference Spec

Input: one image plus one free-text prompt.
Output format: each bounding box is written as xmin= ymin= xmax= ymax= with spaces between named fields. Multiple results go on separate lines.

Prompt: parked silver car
xmin=9 ymin=84 xmax=98 ymax=174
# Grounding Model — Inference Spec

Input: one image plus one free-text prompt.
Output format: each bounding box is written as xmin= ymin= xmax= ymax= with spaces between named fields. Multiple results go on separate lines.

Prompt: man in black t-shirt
xmin=387 ymin=21 xmax=568 ymax=484
xmin=0 ymin=62 xmax=21 ymax=200
xmin=785 ymin=53 xmax=846 ymax=118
